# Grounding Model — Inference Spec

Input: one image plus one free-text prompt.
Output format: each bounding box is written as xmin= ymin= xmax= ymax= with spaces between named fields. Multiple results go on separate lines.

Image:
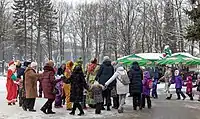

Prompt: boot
xmin=29 ymin=109 xmax=36 ymax=112
xmin=78 ymin=112 xmax=84 ymax=116
xmin=107 ymin=106 xmax=111 ymax=111
xmin=13 ymin=102 xmax=16 ymax=105
xmin=40 ymin=108 xmax=47 ymax=114
xmin=47 ymin=110 xmax=56 ymax=114
xmin=8 ymin=103 xmax=12 ymax=106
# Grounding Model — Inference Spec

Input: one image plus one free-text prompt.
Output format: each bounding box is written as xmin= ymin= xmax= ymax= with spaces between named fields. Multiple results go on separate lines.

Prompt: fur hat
xmin=144 ymin=71 xmax=151 ymax=79
xmin=103 ymin=56 xmax=110 ymax=61
xmin=31 ymin=62 xmax=38 ymax=67
xmin=46 ymin=60 xmax=54 ymax=67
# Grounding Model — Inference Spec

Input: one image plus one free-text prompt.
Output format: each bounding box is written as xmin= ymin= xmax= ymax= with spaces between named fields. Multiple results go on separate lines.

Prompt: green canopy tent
xmin=157 ymin=54 xmax=200 ymax=65
xmin=117 ymin=54 xmax=152 ymax=66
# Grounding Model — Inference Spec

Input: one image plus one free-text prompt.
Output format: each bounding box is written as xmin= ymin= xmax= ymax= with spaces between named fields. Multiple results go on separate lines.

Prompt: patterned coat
xmin=91 ymin=83 xmax=104 ymax=103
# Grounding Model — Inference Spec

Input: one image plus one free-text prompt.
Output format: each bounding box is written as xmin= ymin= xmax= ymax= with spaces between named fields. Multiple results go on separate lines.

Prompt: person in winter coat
xmin=57 ymin=63 xmax=66 ymax=76
xmin=196 ymin=74 xmax=200 ymax=101
xmin=128 ymin=62 xmax=143 ymax=110
xmin=152 ymin=67 xmax=159 ymax=99
xmin=69 ymin=66 xmax=89 ymax=116
xmin=63 ymin=61 xmax=74 ymax=110
xmin=95 ymin=56 xmax=114 ymax=111
xmin=54 ymin=79 xmax=63 ymax=108
xmin=16 ymin=61 xmax=25 ymax=107
xmin=185 ymin=76 xmax=193 ymax=100
xmin=159 ymin=66 xmax=172 ymax=99
xmin=40 ymin=60 xmax=61 ymax=114
xmin=91 ymin=81 xmax=104 ymax=114
xmin=105 ymin=66 xmax=129 ymax=113
xmin=6 ymin=61 xmax=18 ymax=105
xmin=24 ymin=62 xmax=41 ymax=112
xmin=142 ymin=71 xmax=152 ymax=109
xmin=173 ymin=70 xmax=186 ymax=100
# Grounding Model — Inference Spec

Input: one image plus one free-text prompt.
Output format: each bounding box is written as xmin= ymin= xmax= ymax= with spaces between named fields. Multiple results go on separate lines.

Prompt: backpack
xmin=147 ymin=79 xmax=153 ymax=89
xmin=117 ymin=71 xmax=130 ymax=85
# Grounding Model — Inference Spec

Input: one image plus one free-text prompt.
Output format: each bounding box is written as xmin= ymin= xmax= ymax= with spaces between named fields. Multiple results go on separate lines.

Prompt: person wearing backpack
xmin=142 ymin=71 xmax=152 ymax=109
xmin=105 ymin=66 xmax=129 ymax=113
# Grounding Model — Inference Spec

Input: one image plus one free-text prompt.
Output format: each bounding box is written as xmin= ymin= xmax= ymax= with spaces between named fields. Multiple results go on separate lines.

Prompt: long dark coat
xmin=41 ymin=66 xmax=61 ymax=100
xmin=128 ymin=62 xmax=143 ymax=94
xmin=70 ymin=69 xmax=88 ymax=103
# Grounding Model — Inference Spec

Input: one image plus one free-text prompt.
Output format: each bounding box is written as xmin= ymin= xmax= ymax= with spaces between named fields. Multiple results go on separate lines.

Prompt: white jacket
xmin=105 ymin=67 xmax=129 ymax=95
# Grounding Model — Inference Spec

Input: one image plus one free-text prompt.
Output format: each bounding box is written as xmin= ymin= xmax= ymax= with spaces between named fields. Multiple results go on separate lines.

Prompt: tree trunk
xmin=141 ymin=2 xmax=146 ymax=53
xmin=23 ymin=0 xmax=27 ymax=60
xmin=37 ymin=0 xmax=42 ymax=71
xmin=30 ymin=16 xmax=33 ymax=61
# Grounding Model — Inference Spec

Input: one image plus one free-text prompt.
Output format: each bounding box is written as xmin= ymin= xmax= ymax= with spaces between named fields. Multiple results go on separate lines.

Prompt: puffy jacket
xmin=128 ymin=62 xmax=143 ymax=94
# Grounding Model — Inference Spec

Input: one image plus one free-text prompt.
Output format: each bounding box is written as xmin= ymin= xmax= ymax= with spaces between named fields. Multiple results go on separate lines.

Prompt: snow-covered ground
xmin=0 ymin=76 xmax=199 ymax=119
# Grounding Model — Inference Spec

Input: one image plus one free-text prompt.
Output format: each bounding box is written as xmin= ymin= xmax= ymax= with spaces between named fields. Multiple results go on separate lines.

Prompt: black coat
xmin=70 ymin=71 xmax=88 ymax=103
xmin=128 ymin=62 xmax=143 ymax=94
xmin=57 ymin=67 xmax=65 ymax=76
xmin=95 ymin=60 xmax=114 ymax=86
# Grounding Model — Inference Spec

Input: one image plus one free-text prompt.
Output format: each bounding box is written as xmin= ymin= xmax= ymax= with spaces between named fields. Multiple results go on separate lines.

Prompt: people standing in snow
xmin=105 ymin=66 xmax=129 ymax=113
xmin=40 ymin=60 xmax=61 ymax=114
xmin=141 ymin=71 xmax=152 ymax=109
xmin=6 ymin=61 xmax=18 ymax=105
xmin=95 ymin=56 xmax=114 ymax=111
xmin=69 ymin=66 xmax=89 ymax=116
xmin=128 ymin=62 xmax=143 ymax=110
xmin=23 ymin=62 xmax=41 ymax=112
xmin=172 ymin=70 xmax=186 ymax=100
xmin=90 ymin=81 xmax=104 ymax=114
xmin=63 ymin=61 xmax=74 ymax=110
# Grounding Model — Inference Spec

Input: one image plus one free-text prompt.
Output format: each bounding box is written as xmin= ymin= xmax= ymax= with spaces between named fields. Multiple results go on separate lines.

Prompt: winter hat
xmin=174 ymin=70 xmax=179 ymax=76
xmin=187 ymin=76 xmax=192 ymax=81
xmin=31 ymin=62 xmax=38 ymax=67
xmin=8 ymin=61 xmax=15 ymax=67
xmin=46 ymin=60 xmax=54 ymax=67
xmin=91 ymin=58 xmax=97 ymax=64
xmin=144 ymin=71 xmax=151 ymax=79
xmin=103 ymin=56 xmax=110 ymax=61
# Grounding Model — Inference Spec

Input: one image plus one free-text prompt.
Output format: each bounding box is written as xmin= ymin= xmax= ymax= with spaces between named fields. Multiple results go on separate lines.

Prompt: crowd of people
xmin=5 ymin=56 xmax=200 ymax=116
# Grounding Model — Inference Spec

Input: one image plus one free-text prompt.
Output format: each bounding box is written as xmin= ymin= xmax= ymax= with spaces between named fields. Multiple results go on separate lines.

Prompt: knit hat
xmin=8 ymin=61 xmax=15 ymax=67
xmin=46 ymin=60 xmax=54 ymax=67
xmin=31 ymin=62 xmax=38 ymax=67
xmin=103 ymin=56 xmax=110 ymax=61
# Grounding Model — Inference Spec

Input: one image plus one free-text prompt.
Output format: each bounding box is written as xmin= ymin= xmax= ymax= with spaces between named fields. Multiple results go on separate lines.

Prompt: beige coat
xmin=25 ymin=67 xmax=40 ymax=98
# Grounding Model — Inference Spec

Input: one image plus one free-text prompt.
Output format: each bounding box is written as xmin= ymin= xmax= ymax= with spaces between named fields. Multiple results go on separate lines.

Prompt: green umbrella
xmin=117 ymin=54 xmax=152 ymax=66
xmin=157 ymin=54 xmax=200 ymax=65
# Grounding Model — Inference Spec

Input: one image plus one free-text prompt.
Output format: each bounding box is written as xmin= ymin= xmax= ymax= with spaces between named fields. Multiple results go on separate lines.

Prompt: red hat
xmin=8 ymin=61 xmax=15 ymax=67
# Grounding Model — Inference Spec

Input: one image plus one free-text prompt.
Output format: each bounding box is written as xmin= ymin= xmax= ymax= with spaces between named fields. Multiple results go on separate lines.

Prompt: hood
xmin=187 ymin=76 xmax=192 ymax=81
xmin=131 ymin=62 xmax=140 ymax=71
xmin=66 ymin=61 xmax=74 ymax=70
xmin=103 ymin=60 xmax=112 ymax=66
xmin=174 ymin=70 xmax=179 ymax=76
xmin=144 ymin=71 xmax=151 ymax=79
xmin=116 ymin=66 xmax=124 ymax=72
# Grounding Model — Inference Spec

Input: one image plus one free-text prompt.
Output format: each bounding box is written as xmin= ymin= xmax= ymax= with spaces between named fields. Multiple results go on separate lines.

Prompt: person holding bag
xmin=105 ymin=66 xmax=129 ymax=113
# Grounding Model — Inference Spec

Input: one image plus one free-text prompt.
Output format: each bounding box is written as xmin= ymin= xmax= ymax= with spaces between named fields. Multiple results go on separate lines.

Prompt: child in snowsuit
xmin=152 ymin=67 xmax=159 ymax=99
xmin=196 ymin=74 xmax=200 ymax=101
xmin=91 ymin=81 xmax=104 ymax=114
xmin=185 ymin=76 xmax=193 ymax=100
xmin=55 ymin=77 xmax=63 ymax=108
xmin=142 ymin=71 xmax=152 ymax=109
xmin=173 ymin=70 xmax=186 ymax=100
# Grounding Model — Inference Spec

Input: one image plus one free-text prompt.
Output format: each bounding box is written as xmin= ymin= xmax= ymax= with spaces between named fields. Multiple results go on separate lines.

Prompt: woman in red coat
xmin=6 ymin=61 xmax=18 ymax=105
xmin=185 ymin=76 xmax=193 ymax=100
xmin=40 ymin=60 xmax=61 ymax=114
